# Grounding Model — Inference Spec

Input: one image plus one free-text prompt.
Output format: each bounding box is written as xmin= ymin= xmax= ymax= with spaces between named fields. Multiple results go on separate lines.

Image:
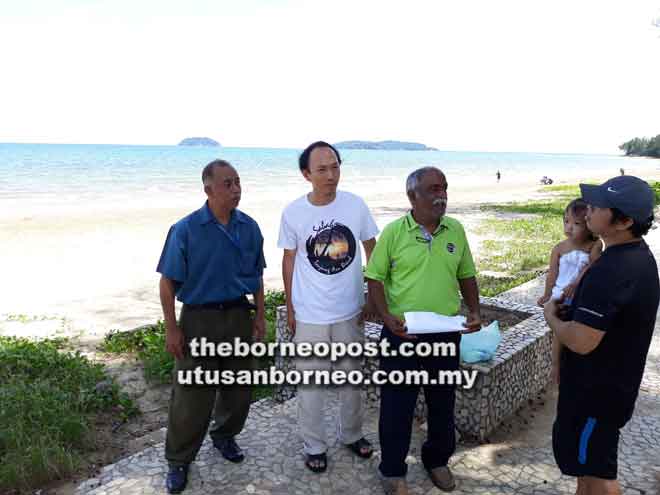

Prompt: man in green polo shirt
xmin=365 ymin=166 xmax=481 ymax=495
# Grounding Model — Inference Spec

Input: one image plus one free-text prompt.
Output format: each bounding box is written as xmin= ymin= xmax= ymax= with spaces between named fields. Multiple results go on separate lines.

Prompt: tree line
xmin=619 ymin=135 xmax=660 ymax=158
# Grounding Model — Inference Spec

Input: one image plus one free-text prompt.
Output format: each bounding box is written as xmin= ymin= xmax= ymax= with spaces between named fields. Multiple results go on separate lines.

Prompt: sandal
xmin=346 ymin=437 xmax=374 ymax=459
xmin=305 ymin=452 xmax=327 ymax=473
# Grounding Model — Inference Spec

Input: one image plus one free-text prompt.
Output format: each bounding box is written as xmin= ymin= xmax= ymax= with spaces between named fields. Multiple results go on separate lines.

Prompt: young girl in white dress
xmin=537 ymin=198 xmax=602 ymax=383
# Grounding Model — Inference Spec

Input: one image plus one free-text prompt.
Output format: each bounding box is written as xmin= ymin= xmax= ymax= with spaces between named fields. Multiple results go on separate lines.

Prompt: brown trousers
xmin=165 ymin=305 xmax=253 ymax=466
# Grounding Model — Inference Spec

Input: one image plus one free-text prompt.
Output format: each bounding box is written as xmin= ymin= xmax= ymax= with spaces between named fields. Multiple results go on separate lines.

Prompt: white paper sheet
xmin=404 ymin=312 xmax=466 ymax=334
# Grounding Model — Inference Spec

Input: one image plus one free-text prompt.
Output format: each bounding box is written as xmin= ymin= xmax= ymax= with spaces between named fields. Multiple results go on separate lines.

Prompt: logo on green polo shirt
xmin=306 ymin=219 xmax=356 ymax=275
xmin=447 ymin=242 xmax=456 ymax=254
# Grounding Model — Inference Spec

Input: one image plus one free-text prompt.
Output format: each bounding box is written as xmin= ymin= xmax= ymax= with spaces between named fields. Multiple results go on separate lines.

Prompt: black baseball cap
xmin=579 ymin=176 xmax=655 ymax=223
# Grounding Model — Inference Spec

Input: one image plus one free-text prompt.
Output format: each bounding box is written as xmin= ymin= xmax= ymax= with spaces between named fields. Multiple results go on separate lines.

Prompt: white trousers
xmin=294 ymin=315 xmax=365 ymax=455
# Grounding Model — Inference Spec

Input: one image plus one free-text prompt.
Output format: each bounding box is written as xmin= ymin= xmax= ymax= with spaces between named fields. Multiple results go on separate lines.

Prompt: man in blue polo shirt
xmin=544 ymin=175 xmax=659 ymax=495
xmin=157 ymin=159 xmax=266 ymax=494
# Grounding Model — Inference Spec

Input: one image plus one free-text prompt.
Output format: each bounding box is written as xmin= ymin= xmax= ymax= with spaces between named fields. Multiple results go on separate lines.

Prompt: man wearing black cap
xmin=543 ymin=175 xmax=659 ymax=495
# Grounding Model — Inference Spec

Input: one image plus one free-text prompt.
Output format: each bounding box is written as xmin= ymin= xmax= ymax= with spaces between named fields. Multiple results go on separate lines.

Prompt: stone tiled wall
xmin=273 ymin=297 xmax=551 ymax=442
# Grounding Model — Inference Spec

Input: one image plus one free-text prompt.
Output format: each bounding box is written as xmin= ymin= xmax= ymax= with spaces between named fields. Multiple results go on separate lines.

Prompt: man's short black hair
xmin=610 ymin=207 xmax=654 ymax=237
xmin=202 ymin=159 xmax=233 ymax=185
xmin=298 ymin=141 xmax=342 ymax=172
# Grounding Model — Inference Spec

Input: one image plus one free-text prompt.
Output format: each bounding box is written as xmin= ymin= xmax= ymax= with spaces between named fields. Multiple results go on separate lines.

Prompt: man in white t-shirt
xmin=278 ymin=141 xmax=379 ymax=473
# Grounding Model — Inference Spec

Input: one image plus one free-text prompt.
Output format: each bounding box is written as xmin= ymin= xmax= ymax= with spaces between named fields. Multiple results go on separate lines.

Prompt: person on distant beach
xmin=277 ymin=141 xmax=379 ymax=473
xmin=537 ymin=199 xmax=603 ymax=384
xmin=543 ymin=175 xmax=658 ymax=495
xmin=496 ymin=170 xmax=501 ymax=182
xmin=620 ymin=167 xmax=625 ymax=176
xmin=365 ymin=167 xmax=481 ymax=494
xmin=156 ymin=159 xmax=266 ymax=494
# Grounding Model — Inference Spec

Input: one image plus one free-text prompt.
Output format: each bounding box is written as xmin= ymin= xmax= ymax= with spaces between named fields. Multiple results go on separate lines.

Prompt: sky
xmin=1 ymin=0 xmax=659 ymax=153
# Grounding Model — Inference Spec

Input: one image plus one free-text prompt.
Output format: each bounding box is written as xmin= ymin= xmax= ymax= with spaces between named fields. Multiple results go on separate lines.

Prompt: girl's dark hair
xmin=610 ymin=208 xmax=654 ymax=237
xmin=299 ymin=141 xmax=342 ymax=172
xmin=565 ymin=198 xmax=588 ymax=219
xmin=565 ymin=198 xmax=597 ymax=241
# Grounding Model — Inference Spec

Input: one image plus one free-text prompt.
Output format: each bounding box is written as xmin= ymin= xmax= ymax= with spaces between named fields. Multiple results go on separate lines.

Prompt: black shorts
xmin=552 ymin=409 xmax=620 ymax=480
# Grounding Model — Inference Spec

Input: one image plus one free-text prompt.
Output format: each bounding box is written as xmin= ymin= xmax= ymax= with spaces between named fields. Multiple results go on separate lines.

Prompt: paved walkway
xmin=72 ymin=381 xmax=660 ymax=495
xmin=72 ymin=230 xmax=660 ymax=495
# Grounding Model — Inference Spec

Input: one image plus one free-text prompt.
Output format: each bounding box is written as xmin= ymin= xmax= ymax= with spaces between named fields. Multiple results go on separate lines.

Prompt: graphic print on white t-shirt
xmin=306 ymin=219 xmax=356 ymax=275
xmin=277 ymin=191 xmax=380 ymax=325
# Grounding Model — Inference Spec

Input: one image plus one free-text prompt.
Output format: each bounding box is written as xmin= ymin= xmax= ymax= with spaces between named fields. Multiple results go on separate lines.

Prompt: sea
xmin=1 ymin=143 xmax=656 ymax=211
xmin=1 ymin=143 xmax=658 ymax=322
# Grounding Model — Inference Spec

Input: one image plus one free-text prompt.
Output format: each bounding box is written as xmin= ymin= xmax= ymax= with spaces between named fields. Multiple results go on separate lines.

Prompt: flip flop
xmin=305 ymin=452 xmax=327 ymax=473
xmin=346 ymin=437 xmax=373 ymax=459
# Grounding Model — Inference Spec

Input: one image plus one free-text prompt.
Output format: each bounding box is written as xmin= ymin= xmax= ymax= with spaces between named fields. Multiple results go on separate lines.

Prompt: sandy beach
xmin=2 ymin=163 xmax=659 ymax=340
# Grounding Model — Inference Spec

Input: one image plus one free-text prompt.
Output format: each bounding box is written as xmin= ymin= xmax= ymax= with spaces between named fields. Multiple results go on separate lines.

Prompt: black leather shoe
xmin=213 ymin=437 xmax=245 ymax=463
xmin=166 ymin=465 xmax=189 ymax=494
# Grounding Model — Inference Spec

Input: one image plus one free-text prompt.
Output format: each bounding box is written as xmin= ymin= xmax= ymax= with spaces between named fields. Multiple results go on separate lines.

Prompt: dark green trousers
xmin=165 ymin=305 xmax=253 ymax=467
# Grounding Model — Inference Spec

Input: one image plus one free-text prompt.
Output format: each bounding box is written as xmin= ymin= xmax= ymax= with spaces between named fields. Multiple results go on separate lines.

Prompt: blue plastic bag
xmin=460 ymin=320 xmax=501 ymax=363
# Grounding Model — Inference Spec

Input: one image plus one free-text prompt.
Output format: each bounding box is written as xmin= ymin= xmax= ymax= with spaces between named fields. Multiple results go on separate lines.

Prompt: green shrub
xmin=476 ymin=189 xmax=570 ymax=295
xmin=650 ymin=180 xmax=660 ymax=205
xmin=264 ymin=290 xmax=286 ymax=343
xmin=0 ymin=337 xmax=137 ymax=492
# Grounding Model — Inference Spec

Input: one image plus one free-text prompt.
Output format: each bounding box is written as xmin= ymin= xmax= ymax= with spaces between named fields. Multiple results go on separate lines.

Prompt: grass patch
xmin=101 ymin=322 xmax=172 ymax=383
xmin=482 ymin=181 xmax=660 ymax=218
xmin=475 ymin=214 xmax=564 ymax=281
xmin=480 ymin=182 xmax=589 ymax=216
xmin=480 ymin=196 xmax=573 ymax=216
xmin=541 ymin=184 xmax=582 ymax=194
xmin=476 ymin=180 xmax=660 ymax=296
xmin=0 ymin=336 xmax=138 ymax=493
xmin=477 ymin=215 xmax=564 ymax=240
xmin=5 ymin=314 xmax=61 ymax=323
xmin=481 ymin=198 xmax=563 ymax=216
xmin=476 ymin=186 xmax=574 ymax=296
xmin=477 ymin=272 xmax=543 ymax=298
xmin=479 ymin=239 xmax=556 ymax=273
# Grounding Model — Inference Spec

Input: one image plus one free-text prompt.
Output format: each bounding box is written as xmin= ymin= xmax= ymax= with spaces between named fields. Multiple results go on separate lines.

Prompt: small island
xmin=334 ymin=140 xmax=437 ymax=151
xmin=178 ymin=137 xmax=221 ymax=147
xmin=619 ymin=135 xmax=659 ymax=158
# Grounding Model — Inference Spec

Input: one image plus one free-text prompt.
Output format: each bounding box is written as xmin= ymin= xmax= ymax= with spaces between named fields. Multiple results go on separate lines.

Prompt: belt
xmin=184 ymin=296 xmax=255 ymax=311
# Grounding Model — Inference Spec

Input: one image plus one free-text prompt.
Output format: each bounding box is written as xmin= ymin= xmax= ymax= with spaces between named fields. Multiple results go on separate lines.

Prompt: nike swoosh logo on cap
xmin=607 ymin=187 xmax=619 ymax=193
